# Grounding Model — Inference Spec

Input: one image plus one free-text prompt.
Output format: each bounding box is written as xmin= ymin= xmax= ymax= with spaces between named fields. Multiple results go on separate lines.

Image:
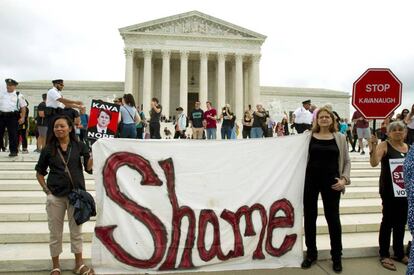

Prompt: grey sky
xmin=0 ymin=0 xmax=413 ymax=112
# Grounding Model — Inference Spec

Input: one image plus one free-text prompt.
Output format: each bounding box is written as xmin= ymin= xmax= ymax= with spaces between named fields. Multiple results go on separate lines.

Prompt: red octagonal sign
xmin=352 ymin=68 xmax=402 ymax=119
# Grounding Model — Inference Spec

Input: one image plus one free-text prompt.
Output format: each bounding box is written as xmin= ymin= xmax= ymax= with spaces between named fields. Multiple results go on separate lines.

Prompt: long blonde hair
xmin=311 ymin=107 xmax=337 ymax=133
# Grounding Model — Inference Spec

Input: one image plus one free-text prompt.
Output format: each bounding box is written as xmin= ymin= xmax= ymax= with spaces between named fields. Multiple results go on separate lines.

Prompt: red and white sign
xmin=352 ymin=68 xmax=402 ymax=119
xmin=390 ymin=158 xmax=406 ymax=197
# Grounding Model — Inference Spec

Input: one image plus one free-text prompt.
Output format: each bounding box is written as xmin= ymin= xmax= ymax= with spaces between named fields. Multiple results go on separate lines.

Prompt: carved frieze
xmin=132 ymin=16 xmax=255 ymax=38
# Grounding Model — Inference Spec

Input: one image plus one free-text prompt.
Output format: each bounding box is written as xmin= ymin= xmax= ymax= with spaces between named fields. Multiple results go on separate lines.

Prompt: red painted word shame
xmin=95 ymin=152 xmax=297 ymax=270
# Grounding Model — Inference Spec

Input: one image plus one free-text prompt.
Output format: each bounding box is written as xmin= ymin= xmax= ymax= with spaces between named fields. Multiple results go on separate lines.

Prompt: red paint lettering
xmin=95 ymin=152 xmax=167 ymax=268
xmin=265 ymin=199 xmax=297 ymax=257
xmin=158 ymin=159 xmax=196 ymax=270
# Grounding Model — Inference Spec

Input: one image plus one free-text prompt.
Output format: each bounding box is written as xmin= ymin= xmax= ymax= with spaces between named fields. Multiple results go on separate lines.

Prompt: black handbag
xmin=58 ymin=147 xmax=96 ymax=225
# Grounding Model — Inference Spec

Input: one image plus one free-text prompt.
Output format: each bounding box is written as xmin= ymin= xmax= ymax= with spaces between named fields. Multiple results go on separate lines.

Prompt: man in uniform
xmin=45 ymin=79 xmax=84 ymax=134
xmin=0 ymin=79 xmax=27 ymax=157
xmin=292 ymin=99 xmax=313 ymax=134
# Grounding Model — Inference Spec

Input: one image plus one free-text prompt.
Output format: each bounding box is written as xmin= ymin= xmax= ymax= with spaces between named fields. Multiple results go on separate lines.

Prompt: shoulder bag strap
xmin=57 ymin=147 xmax=75 ymax=189
xmin=124 ymin=106 xmax=135 ymax=121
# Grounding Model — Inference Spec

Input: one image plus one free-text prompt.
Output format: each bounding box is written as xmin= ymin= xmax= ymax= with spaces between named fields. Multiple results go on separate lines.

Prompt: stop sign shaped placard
xmin=352 ymin=68 xmax=402 ymax=119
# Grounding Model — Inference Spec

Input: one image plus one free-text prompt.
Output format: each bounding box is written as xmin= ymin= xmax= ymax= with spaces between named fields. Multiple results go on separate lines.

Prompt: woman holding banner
xmin=35 ymin=115 xmax=94 ymax=275
xmin=370 ymin=121 xmax=409 ymax=271
xmin=302 ymin=107 xmax=350 ymax=273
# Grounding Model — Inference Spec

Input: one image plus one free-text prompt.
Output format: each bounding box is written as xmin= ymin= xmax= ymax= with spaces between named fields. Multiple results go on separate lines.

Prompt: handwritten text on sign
xmin=92 ymin=136 xmax=309 ymax=273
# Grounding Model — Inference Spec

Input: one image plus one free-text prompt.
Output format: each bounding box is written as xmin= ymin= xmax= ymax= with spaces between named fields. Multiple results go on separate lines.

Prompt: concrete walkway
xmin=1 ymin=257 xmax=408 ymax=275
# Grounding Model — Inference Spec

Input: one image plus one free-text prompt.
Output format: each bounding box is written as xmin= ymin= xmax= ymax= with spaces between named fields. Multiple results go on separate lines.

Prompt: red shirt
xmin=352 ymin=111 xmax=369 ymax=129
xmin=204 ymin=108 xmax=217 ymax=129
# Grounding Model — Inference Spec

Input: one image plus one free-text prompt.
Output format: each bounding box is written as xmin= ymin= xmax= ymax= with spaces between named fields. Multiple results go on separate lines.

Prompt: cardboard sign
xmin=87 ymin=100 xmax=120 ymax=139
xmin=390 ymin=158 xmax=406 ymax=197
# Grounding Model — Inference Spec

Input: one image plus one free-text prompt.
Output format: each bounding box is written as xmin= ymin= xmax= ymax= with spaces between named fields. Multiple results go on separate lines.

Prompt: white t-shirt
xmin=46 ymin=87 xmax=65 ymax=109
xmin=0 ymin=90 xmax=27 ymax=112
xmin=293 ymin=106 xmax=312 ymax=124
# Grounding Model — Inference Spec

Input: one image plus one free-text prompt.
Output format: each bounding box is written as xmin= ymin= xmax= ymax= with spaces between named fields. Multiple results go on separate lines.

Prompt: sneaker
xmin=0 ymin=147 xmax=5 ymax=152
xmin=8 ymin=152 xmax=18 ymax=157
xmin=22 ymin=149 xmax=29 ymax=154
xmin=350 ymin=149 xmax=356 ymax=152
xmin=361 ymin=151 xmax=365 ymax=155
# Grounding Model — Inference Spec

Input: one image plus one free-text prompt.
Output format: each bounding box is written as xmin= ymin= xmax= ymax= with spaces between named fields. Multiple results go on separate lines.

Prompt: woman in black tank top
xmin=302 ymin=107 xmax=350 ymax=273
xmin=370 ymin=121 xmax=409 ymax=270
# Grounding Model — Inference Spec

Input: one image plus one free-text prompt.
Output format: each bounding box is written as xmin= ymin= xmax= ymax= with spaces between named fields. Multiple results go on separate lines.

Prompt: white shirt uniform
xmin=293 ymin=106 xmax=312 ymax=124
xmin=46 ymin=87 xmax=65 ymax=109
xmin=0 ymin=90 xmax=27 ymax=112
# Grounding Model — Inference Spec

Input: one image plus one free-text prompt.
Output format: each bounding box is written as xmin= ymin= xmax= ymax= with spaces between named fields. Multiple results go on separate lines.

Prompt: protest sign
xmin=92 ymin=135 xmax=309 ymax=273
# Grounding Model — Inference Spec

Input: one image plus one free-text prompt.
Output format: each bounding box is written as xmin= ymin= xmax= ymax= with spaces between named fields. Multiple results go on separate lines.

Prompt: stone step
xmin=342 ymin=187 xmax=379 ymax=199
xmin=350 ymin=177 xmax=378 ymax=187
xmin=0 ymin=191 xmax=97 ymax=204
xmin=351 ymin=162 xmax=377 ymax=169
xmin=0 ymin=231 xmax=410 ymax=272
xmin=0 ymin=197 xmax=383 ymax=222
xmin=0 ymin=171 xmax=94 ymax=180
xmin=0 ymin=161 xmax=379 ymax=171
xmin=0 ymin=213 xmax=390 ymax=244
xmin=0 ymin=180 xmax=96 ymax=191
xmin=350 ymin=169 xmax=380 ymax=177
xmin=0 ymin=179 xmax=378 ymax=197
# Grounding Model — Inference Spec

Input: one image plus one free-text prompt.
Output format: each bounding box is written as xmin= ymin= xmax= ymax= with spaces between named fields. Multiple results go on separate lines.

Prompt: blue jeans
xmin=221 ymin=126 xmax=232 ymax=140
xmin=206 ymin=128 xmax=217 ymax=139
xmin=121 ymin=123 xmax=137 ymax=139
xmin=250 ymin=127 xmax=263 ymax=138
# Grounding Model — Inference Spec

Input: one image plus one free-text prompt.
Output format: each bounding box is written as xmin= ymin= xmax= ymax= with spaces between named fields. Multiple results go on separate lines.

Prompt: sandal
xmin=391 ymin=255 xmax=409 ymax=265
xmin=73 ymin=264 xmax=95 ymax=275
xmin=380 ymin=257 xmax=397 ymax=271
xmin=50 ymin=268 xmax=61 ymax=275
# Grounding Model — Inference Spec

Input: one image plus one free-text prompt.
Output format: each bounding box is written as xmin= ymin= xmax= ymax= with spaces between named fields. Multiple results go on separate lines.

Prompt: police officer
xmin=45 ymin=79 xmax=84 ymax=135
xmin=0 ymin=79 xmax=27 ymax=157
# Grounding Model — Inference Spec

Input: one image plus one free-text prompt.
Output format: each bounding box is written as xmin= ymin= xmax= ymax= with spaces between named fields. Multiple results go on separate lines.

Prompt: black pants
xmin=174 ymin=130 xmax=186 ymax=139
xmin=17 ymin=128 xmax=28 ymax=150
xmin=136 ymin=127 xmax=143 ymax=139
xmin=0 ymin=115 xmax=19 ymax=154
xmin=295 ymin=123 xmax=311 ymax=134
xmin=242 ymin=126 xmax=251 ymax=139
xmin=379 ymin=195 xmax=408 ymax=259
xmin=304 ymin=178 xmax=342 ymax=261
xmin=150 ymin=122 xmax=161 ymax=139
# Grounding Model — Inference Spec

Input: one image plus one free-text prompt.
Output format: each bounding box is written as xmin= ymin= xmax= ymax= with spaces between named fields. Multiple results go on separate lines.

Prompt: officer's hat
xmin=302 ymin=99 xmax=311 ymax=105
xmin=52 ymin=79 xmax=64 ymax=85
xmin=5 ymin=78 xmax=18 ymax=86
xmin=176 ymin=107 xmax=183 ymax=111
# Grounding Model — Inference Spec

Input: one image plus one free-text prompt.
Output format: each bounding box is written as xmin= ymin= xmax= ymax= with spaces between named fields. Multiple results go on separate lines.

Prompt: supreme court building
xmin=18 ymin=11 xmax=350 ymax=122
xmin=121 ymin=11 xmax=265 ymax=120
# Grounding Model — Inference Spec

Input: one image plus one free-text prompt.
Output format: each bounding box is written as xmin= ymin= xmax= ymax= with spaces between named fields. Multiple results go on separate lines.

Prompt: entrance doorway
xmin=188 ymin=93 xmax=199 ymax=114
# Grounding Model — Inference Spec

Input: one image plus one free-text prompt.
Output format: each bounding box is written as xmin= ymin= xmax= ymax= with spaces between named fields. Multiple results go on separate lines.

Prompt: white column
xmin=250 ymin=54 xmax=261 ymax=107
xmin=243 ymin=64 xmax=249 ymax=110
xmin=217 ymin=52 xmax=226 ymax=110
xmin=199 ymin=51 xmax=208 ymax=106
xmin=143 ymin=49 xmax=152 ymax=116
xmin=180 ymin=50 xmax=189 ymax=114
xmin=235 ymin=53 xmax=244 ymax=124
xmin=161 ymin=50 xmax=171 ymax=120
xmin=124 ymin=48 xmax=134 ymax=94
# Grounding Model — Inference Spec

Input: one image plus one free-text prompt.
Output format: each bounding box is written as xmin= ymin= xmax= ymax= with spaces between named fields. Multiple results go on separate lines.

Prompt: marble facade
xmin=120 ymin=11 xmax=265 ymax=121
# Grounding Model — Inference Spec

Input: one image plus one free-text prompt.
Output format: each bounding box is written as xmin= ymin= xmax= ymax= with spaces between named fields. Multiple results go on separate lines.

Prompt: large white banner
xmin=92 ymin=134 xmax=310 ymax=274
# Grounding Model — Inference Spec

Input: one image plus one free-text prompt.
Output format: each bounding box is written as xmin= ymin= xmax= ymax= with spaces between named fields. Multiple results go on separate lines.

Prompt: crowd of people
xmin=2 ymin=77 xmax=414 ymax=274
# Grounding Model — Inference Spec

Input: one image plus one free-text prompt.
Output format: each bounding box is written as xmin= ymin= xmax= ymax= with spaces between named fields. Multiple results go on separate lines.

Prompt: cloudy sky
xmin=0 ymin=0 xmax=413 ymax=112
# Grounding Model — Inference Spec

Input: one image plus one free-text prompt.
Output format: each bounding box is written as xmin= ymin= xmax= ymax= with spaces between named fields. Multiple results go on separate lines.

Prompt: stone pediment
xmin=120 ymin=11 xmax=266 ymax=40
